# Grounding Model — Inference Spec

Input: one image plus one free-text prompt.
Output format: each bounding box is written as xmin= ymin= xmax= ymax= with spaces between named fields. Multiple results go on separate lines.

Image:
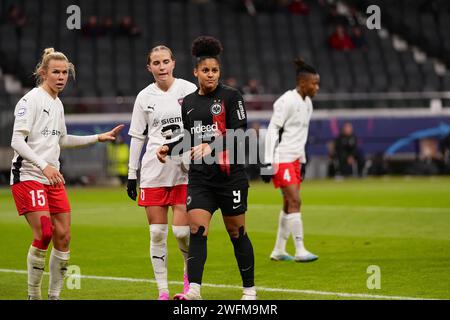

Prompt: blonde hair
xmin=34 ymin=48 xmax=75 ymax=85
xmin=146 ymin=45 xmax=175 ymax=65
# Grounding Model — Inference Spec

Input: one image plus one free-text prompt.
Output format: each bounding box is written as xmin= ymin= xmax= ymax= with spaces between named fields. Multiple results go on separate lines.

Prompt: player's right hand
xmin=260 ymin=163 xmax=274 ymax=183
xmin=42 ymin=165 xmax=65 ymax=186
xmin=127 ymin=179 xmax=137 ymax=201
xmin=157 ymin=145 xmax=169 ymax=163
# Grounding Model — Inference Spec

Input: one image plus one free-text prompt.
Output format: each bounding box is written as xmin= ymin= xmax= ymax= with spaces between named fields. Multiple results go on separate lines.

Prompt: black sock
xmin=187 ymin=226 xmax=207 ymax=285
xmin=231 ymin=226 xmax=255 ymax=288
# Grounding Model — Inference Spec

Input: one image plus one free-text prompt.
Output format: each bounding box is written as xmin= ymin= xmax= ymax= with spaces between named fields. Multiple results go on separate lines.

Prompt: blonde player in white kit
xmin=10 ymin=48 xmax=124 ymax=300
xmin=262 ymin=58 xmax=320 ymax=262
xmin=126 ymin=46 xmax=197 ymax=300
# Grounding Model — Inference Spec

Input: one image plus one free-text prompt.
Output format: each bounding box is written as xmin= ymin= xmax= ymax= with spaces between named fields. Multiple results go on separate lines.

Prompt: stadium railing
xmin=1 ymin=92 xmax=450 ymax=182
xmin=55 ymin=91 xmax=450 ymax=114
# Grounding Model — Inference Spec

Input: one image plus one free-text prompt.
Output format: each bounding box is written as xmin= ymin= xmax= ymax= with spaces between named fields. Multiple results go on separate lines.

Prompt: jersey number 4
xmin=283 ymin=169 xmax=291 ymax=182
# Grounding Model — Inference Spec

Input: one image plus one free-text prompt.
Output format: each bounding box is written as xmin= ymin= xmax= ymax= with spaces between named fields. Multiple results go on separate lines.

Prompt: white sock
xmin=285 ymin=212 xmax=309 ymax=256
xmin=27 ymin=246 xmax=47 ymax=300
xmin=243 ymin=286 xmax=257 ymax=296
xmin=150 ymin=224 xmax=169 ymax=294
xmin=188 ymin=282 xmax=201 ymax=296
xmin=273 ymin=210 xmax=290 ymax=254
xmin=48 ymin=248 xmax=70 ymax=299
xmin=172 ymin=225 xmax=190 ymax=274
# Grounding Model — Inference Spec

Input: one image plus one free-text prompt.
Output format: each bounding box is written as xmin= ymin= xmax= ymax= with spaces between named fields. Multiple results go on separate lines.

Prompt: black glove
xmin=301 ymin=163 xmax=306 ymax=181
xmin=260 ymin=164 xmax=274 ymax=183
xmin=127 ymin=179 xmax=137 ymax=201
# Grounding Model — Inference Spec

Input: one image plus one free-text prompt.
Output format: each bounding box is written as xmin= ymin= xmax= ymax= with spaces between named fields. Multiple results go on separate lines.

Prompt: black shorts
xmin=186 ymin=183 xmax=248 ymax=216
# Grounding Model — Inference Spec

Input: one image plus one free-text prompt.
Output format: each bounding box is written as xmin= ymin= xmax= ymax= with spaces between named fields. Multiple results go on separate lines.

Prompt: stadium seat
xmin=0 ymin=0 xmax=445 ymax=106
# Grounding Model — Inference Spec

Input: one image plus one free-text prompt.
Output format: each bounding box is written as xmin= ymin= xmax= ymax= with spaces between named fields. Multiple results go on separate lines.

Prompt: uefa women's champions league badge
xmin=210 ymin=101 xmax=222 ymax=115
xmin=17 ymin=107 xmax=27 ymax=117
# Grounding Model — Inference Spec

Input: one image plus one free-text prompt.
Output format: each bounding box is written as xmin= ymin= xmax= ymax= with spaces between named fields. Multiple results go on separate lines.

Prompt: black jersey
xmin=168 ymin=83 xmax=248 ymax=187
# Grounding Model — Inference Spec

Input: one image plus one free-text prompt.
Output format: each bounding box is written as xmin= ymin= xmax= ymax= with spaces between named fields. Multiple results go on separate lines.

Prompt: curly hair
xmin=191 ymin=36 xmax=223 ymax=66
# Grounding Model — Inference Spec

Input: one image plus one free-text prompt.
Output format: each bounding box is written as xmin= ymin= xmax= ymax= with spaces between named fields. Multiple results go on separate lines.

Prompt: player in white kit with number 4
xmin=126 ymin=45 xmax=197 ymax=300
xmin=262 ymin=58 xmax=320 ymax=263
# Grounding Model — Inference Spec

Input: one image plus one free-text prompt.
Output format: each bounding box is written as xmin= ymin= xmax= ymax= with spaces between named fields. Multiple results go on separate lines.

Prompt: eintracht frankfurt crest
xmin=210 ymin=102 xmax=222 ymax=115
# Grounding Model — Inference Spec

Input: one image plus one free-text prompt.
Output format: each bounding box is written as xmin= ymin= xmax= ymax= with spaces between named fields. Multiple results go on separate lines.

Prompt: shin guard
xmin=187 ymin=226 xmax=207 ymax=285
xmin=231 ymin=226 xmax=255 ymax=288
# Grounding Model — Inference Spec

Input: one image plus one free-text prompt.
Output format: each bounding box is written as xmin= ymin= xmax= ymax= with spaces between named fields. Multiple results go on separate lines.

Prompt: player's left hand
xmin=191 ymin=143 xmax=212 ymax=161
xmin=301 ymin=163 xmax=306 ymax=181
xmin=98 ymin=124 xmax=125 ymax=142
xmin=260 ymin=163 xmax=274 ymax=183
xmin=127 ymin=179 xmax=137 ymax=201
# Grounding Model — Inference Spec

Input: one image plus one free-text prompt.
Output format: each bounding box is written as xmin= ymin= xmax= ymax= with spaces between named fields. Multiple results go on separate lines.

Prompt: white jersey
xmin=128 ymin=78 xmax=197 ymax=188
xmin=10 ymin=87 xmax=67 ymax=185
xmin=265 ymin=89 xmax=313 ymax=164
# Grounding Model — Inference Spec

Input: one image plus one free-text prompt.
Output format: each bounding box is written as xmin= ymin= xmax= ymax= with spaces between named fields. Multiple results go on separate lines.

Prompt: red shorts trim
xmin=272 ymin=160 xmax=302 ymax=188
xmin=11 ymin=180 xmax=71 ymax=216
xmin=138 ymin=184 xmax=187 ymax=207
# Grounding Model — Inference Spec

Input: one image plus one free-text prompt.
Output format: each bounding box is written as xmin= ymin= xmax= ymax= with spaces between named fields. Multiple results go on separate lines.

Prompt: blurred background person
xmin=324 ymin=4 xmax=348 ymax=27
xmin=106 ymin=133 xmax=129 ymax=185
xmin=243 ymin=78 xmax=265 ymax=95
xmin=287 ymin=0 xmax=310 ymax=15
xmin=101 ymin=16 xmax=117 ymax=37
xmin=350 ymin=26 xmax=368 ymax=50
xmin=117 ymin=16 xmax=141 ymax=37
xmin=441 ymin=133 xmax=450 ymax=174
xmin=406 ymin=138 xmax=444 ymax=175
xmin=82 ymin=15 xmax=104 ymax=38
xmin=224 ymin=76 xmax=244 ymax=94
xmin=2 ymin=4 xmax=27 ymax=37
xmin=334 ymin=122 xmax=365 ymax=177
xmin=328 ymin=24 xmax=355 ymax=51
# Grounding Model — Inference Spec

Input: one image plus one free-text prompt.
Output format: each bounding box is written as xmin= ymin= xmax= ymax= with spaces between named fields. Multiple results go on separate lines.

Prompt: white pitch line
xmin=251 ymin=204 xmax=450 ymax=213
xmin=0 ymin=268 xmax=436 ymax=300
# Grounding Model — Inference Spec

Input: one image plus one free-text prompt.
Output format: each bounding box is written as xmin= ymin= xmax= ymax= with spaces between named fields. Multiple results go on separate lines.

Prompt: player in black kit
xmin=157 ymin=36 xmax=256 ymax=300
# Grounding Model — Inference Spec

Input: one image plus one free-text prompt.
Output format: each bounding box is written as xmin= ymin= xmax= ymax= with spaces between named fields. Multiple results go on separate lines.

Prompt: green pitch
xmin=1 ymin=177 xmax=449 ymax=300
